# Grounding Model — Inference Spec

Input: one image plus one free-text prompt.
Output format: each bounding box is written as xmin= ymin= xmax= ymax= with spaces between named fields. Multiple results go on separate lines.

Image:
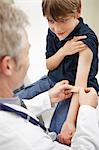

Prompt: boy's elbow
xmin=46 ymin=60 xmax=54 ymax=71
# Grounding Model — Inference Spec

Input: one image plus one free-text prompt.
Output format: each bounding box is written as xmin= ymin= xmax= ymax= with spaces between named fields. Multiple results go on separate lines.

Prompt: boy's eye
xmin=59 ymin=19 xmax=66 ymax=23
xmin=58 ymin=19 xmax=68 ymax=23
xmin=47 ymin=19 xmax=54 ymax=24
xmin=47 ymin=18 xmax=70 ymax=24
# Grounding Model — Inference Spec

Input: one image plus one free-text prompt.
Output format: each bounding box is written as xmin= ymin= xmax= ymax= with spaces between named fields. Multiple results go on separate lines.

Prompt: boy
xmin=0 ymin=2 xmax=99 ymax=150
xmin=17 ymin=0 xmax=99 ymax=145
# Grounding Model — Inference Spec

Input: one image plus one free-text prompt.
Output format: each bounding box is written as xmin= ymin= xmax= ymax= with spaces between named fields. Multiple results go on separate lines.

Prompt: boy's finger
xmin=73 ymin=35 xmax=87 ymax=41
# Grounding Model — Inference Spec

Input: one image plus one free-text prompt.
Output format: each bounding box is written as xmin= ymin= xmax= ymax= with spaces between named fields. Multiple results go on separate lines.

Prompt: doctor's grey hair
xmin=0 ymin=1 xmax=29 ymax=61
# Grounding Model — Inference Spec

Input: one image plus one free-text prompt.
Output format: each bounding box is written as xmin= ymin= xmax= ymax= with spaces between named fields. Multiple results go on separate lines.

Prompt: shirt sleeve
xmin=71 ymin=105 xmax=99 ymax=149
xmin=82 ymin=31 xmax=98 ymax=56
xmin=46 ymin=29 xmax=56 ymax=59
xmin=23 ymin=91 xmax=52 ymax=117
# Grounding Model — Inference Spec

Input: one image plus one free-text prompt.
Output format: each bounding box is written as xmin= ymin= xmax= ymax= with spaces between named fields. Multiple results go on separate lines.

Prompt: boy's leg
xmin=15 ymin=75 xmax=55 ymax=99
xmin=49 ymin=98 xmax=71 ymax=134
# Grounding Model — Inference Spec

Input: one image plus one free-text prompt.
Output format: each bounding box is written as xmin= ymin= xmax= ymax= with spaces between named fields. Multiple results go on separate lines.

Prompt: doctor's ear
xmin=0 ymin=56 xmax=14 ymax=76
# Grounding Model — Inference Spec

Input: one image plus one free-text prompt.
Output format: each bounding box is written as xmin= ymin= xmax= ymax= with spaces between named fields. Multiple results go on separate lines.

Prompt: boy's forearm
xmin=66 ymin=82 xmax=87 ymax=123
xmin=46 ymin=48 xmax=65 ymax=70
xmin=66 ymin=93 xmax=79 ymax=123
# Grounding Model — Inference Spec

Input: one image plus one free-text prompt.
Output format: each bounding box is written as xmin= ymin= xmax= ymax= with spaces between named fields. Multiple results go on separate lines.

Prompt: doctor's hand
xmin=48 ymin=80 xmax=73 ymax=105
xmin=79 ymin=87 xmax=98 ymax=108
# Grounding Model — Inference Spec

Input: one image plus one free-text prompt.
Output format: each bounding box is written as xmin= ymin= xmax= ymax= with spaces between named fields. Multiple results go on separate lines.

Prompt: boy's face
xmin=47 ymin=16 xmax=79 ymax=40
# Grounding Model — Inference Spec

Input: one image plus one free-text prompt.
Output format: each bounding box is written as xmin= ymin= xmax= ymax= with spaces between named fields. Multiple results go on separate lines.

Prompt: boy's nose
xmin=52 ymin=22 xmax=62 ymax=33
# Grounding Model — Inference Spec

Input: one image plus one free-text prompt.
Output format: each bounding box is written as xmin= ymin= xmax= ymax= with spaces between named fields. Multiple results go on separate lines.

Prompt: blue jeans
xmin=16 ymin=75 xmax=71 ymax=134
xmin=16 ymin=75 xmax=55 ymax=99
xmin=50 ymin=99 xmax=71 ymax=134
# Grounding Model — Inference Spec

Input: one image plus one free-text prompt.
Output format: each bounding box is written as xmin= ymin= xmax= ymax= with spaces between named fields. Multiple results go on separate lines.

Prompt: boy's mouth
xmin=57 ymin=32 xmax=65 ymax=36
xmin=56 ymin=32 xmax=67 ymax=40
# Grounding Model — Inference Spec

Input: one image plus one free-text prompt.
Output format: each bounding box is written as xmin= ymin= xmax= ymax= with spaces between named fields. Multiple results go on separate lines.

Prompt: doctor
xmin=0 ymin=1 xmax=99 ymax=150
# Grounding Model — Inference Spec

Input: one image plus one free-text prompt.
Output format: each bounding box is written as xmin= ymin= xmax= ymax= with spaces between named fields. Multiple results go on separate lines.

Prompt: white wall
xmin=81 ymin=0 xmax=99 ymax=39
xmin=14 ymin=0 xmax=99 ymax=84
xmin=14 ymin=0 xmax=48 ymax=84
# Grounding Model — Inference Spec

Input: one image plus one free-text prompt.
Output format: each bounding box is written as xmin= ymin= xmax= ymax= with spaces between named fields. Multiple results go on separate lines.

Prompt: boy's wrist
xmin=59 ymin=47 xmax=67 ymax=57
xmin=66 ymin=114 xmax=76 ymax=124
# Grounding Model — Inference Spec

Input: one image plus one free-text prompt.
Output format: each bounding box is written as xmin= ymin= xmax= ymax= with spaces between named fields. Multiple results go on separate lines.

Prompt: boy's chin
xmin=58 ymin=35 xmax=67 ymax=41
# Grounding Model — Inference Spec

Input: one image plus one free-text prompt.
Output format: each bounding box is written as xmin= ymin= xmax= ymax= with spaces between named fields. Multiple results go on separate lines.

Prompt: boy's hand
xmin=48 ymin=80 xmax=73 ymax=104
xmin=61 ymin=35 xmax=87 ymax=56
xmin=57 ymin=121 xmax=75 ymax=145
xmin=79 ymin=87 xmax=98 ymax=108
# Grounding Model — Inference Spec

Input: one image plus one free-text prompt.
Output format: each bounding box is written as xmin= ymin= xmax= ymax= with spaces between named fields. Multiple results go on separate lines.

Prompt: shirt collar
xmin=0 ymin=96 xmax=21 ymax=106
xmin=61 ymin=17 xmax=83 ymax=43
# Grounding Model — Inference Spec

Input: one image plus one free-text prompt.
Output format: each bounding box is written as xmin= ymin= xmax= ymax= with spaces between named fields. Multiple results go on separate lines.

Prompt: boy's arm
xmin=66 ymin=47 xmax=93 ymax=122
xmin=59 ymin=47 xmax=93 ymax=145
xmin=46 ymin=36 xmax=87 ymax=71
xmin=46 ymin=47 xmax=66 ymax=71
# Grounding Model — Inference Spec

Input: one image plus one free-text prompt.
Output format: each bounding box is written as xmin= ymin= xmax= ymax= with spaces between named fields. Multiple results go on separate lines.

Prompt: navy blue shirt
xmin=46 ymin=17 xmax=99 ymax=92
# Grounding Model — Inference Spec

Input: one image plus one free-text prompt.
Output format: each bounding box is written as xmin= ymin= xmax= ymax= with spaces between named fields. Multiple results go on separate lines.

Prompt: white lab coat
xmin=0 ymin=92 xmax=99 ymax=150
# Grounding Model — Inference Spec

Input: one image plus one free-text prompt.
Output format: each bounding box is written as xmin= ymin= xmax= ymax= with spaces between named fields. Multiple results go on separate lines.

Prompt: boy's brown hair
xmin=42 ymin=0 xmax=81 ymax=20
